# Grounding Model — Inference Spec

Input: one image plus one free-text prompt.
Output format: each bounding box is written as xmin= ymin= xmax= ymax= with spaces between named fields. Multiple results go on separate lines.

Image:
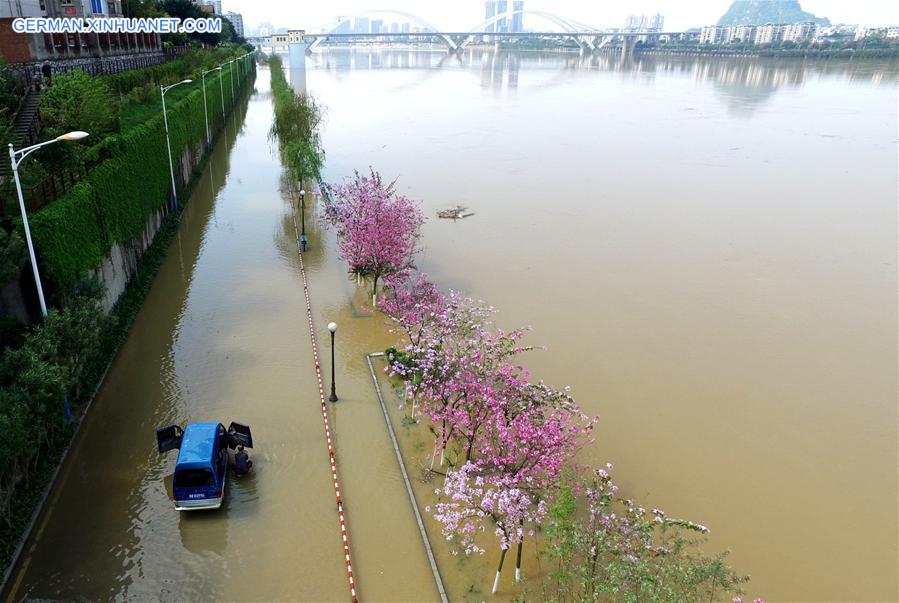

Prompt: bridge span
xmin=246 ymin=9 xmax=685 ymax=56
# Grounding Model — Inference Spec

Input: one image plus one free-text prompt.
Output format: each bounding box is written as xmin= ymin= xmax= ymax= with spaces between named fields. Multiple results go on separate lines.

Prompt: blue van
xmin=156 ymin=421 xmax=253 ymax=511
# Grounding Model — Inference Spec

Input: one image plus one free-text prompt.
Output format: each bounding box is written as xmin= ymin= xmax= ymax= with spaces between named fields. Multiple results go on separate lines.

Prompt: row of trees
xmin=320 ymin=171 xmax=761 ymax=600
xmin=122 ymin=0 xmax=245 ymax=46
xmin=268 ymin=56 xmax=324 ymax=189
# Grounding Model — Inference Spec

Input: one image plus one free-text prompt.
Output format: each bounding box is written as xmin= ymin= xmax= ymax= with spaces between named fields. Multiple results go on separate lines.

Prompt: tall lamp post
xmin=161 ymin=78 xmax=193 ymax=210
xmin=227 ymin=60 xmax=235 ymax=105
xmin=201 ymin=67 xmax=222 ymax=149
xmin=328 ymin=322 xmax=338 ymax=402
xmin=299 ymin=188 xmax=307 ymax=252
xmin=218 ymin=64 xmax=226 ymax=115
xmin=8 ymin=131 xmax=90 ymax=318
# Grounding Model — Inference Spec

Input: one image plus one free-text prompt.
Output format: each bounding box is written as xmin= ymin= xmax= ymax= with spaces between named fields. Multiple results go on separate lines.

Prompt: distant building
xmin=257 ymin=21 xmax=273 ymax=37
xmin=40 ymin=0 xmax=123 ymax=18
xmin=484 ymin=0 xmax=496 ymax=33
xmin=855 ymin=25 xmax=899 ymax=40
xmin=224 ymin=11 xmax=243 ymax=37
xmin=0 ymin=0 xmax=44 ymax=17
xmin=197 ymin=0 xmax=221 ymax=15
xmin=401 ymin=22 xmax=410 ymax=33
xmin=484 ymin=0 xmax=523 ymax=33
xmin=781 ymin=22 xmax=818 ymax=43
xmin=511 ymin=1 xmax=524 ymax=33
xmin=700 ymin=22 xmax=818 ymax=45
xmin=0 ymin=0 xmax=163 ymax=62
xmin=371 ymin=19 xmax=383 ymax=34
xmin=389 ymin=22 xmax=399 ymax=33
xmin=354 ymin=17 xmax=370 ymax=34
xmin=732 ymin=25 xmax=758 ymax=42
xmin=624 ymin=14 xmax=664 ymax=32
xmin=699 ymin=26 xmax=726 ymax=44
xmin=333 ymin=16 xmax=350 ymax=34
xmin=753 ymin=23 xmax=786 ymax=44
xmin=271 ymin=32 xmax=288 ymax=50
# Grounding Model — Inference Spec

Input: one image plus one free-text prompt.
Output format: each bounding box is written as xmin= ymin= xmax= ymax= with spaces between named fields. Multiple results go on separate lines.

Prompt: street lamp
xmin=8 ymin=131 xmax=89 ymax=317
xmin=217 ymin=65 xmax=226 ymax=116
xmin=328 ymin=322 xmax=338 ymax=402
xmin=161 ymin=78 xmax=193 ymax=210
xmin=201 ymin=67 xmax=222 ymax=149
xmin=227 ymin=60 xmax=235 ymax=104
xmin=299 ymin=188 xmax=307 ymax=252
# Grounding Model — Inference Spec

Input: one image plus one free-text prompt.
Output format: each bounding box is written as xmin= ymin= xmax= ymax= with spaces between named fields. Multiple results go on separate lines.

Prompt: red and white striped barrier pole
xmin=291 ymin=199 xmax=358 ymax=602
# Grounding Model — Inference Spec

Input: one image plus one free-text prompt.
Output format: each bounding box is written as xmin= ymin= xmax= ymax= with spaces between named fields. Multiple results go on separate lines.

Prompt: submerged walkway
xmin=290 ymin=201 xmax=358 ymax=602
xmin=4 ymin=64 xmax=443 ymax=602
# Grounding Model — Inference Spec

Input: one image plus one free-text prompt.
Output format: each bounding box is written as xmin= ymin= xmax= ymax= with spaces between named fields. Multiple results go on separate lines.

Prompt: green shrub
xmin=39 ymin=71 xmax=119 ymax=173
xmin=24 ymin=55 xmax=255 ymax=289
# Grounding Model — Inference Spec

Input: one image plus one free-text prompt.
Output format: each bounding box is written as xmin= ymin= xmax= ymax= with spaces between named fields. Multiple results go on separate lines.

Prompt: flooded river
xmin=308 ymin=50 xmax=898 ymax=602
xmin=3 ymin=51 xmax=897 ymax=602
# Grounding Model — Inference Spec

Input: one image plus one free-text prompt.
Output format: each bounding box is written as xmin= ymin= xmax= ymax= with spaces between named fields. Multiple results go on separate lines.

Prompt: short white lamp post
xmin=8 ymin=131 xmax=90 ymax=317
xmin=160 ymin=78 xmax=193 ymax=210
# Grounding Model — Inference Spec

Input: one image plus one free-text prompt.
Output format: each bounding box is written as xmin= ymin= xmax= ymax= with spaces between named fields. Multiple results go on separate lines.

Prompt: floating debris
xmin=437 ymin=205 xmax=474 ymax=219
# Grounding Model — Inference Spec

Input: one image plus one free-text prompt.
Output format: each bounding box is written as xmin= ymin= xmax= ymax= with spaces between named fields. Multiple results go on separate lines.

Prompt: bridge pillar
xmin=288 ymin=29 xmax=307 ymax=67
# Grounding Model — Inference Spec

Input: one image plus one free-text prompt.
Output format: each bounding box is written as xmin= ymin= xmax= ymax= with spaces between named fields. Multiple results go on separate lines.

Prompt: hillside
xmin=717 ymin=0 xmax=830 ymax=26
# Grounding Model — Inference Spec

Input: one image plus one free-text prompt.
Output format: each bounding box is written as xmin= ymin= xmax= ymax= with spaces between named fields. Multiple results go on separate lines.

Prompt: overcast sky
xmin=222 ymin=0 xmax=898 ymax=32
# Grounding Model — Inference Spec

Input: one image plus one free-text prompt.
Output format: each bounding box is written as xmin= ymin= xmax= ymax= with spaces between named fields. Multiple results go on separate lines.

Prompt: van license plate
xmin=189 ymin=493 xmax=204 ymax=499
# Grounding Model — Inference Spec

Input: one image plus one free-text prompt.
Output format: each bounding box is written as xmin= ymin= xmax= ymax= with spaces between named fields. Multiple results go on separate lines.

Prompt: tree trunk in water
xmin=516 ymin=532 xmax=524 ymax=582
xmin=429 ymin=440 xmax=438 ymax=470
xmin=372 ymin=274 xmax=379 ymax=307
xmin=492 ymin=548 xmax=508 ymax=594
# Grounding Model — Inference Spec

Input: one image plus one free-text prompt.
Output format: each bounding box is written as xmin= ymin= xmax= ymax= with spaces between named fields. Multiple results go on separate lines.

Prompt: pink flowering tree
xmin=469 ymin=380 xmax=595 ymax=586
xmin=433 ymin=462 xmax=547 ymax=594
xmin=322 ymin=169 xmax=425 ymax=304
xmin=379 ymin=272 xmax=446 ymax=348
xmin=387 ymin=291 xmax=531 ymax=465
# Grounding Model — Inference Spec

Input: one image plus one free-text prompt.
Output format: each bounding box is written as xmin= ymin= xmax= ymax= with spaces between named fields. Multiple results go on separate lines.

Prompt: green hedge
xmin=102 ymin=47 xmax=245 ymax=96
xmin=27 ymin=184 xmax=106 ymax=283
xmin=27 ymin=57 xmax=255 ymax=288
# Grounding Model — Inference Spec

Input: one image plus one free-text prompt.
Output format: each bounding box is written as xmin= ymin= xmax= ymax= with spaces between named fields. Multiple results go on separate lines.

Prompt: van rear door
xmin=227 ymin=422 xmax=253 ymax=448
xmin=173 ymin=467 xmax=219 ymax=500
xmin=156 ymin=425 xmax=184 ymax=453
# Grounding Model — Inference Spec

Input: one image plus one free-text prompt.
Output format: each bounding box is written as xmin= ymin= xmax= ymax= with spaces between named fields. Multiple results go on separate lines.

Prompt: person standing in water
xmin=234 ymin=445 xmax=252 ymax=476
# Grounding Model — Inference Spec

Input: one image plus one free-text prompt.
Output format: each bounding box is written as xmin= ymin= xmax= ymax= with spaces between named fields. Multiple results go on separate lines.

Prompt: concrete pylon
xmin=288 ymin=29 xmax=307 ymax=69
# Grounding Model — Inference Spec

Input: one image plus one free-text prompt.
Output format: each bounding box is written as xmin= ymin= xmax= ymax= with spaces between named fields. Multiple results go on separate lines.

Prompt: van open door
xmin=156 ymin=424 xmax=184 ymax=453
xmin=227 ymin=422 xmax=253 ymax=449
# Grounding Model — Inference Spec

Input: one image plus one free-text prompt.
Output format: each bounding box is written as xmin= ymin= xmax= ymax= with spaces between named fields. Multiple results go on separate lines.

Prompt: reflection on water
xmin=311 ymin=48 xmax=897 ymax=113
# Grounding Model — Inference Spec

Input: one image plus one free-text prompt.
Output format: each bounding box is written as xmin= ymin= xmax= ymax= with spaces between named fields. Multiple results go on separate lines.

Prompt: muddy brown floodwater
xmin=3 ymin=51 xmax=897 ymax=603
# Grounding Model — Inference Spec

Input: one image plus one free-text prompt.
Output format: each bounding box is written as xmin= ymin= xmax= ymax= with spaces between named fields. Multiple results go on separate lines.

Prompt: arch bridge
xmin=250 ymin=10 xmax=678 ymax=56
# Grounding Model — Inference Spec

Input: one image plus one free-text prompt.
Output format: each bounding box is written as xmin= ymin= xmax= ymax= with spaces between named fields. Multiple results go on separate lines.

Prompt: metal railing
xmin=9 ymin=47 xmax=191 ymax=89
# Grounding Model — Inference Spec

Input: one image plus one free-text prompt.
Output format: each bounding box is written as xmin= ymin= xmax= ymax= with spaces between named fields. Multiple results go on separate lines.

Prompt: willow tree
xmin=268 ymin=55 xmax=324 ymax=186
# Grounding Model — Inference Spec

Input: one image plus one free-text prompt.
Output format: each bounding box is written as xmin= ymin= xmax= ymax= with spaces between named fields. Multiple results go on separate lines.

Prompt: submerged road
xmin=4 ymin=66 xmax=438 ymax=602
